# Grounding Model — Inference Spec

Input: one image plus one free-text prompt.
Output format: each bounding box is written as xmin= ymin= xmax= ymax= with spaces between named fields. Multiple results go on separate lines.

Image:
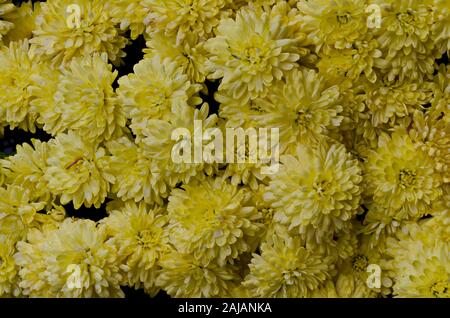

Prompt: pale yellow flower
xmin=44 ymin=131 xmax=113 ymax=209
xmin=205 ymin=5 xmax=305 ymax=102
xmin=0 ymin=40 xmax=45 ymax=132
xmin=30 ymin=0 xmax=128 ymax=66
xmin=266 ymin=143 xmax=362 ymax=244
xmin=15 ymin=219 xmax=124 ymax=298
xmin=168 ymin=177 xmax=263 ymax=266
xmin=243 ymin=230 xmax=335 ymax=297
xmin=103 ymin=201 xmax=170 ymax=295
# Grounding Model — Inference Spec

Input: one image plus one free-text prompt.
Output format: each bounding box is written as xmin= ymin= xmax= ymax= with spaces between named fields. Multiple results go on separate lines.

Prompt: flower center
xmin=398 ymin=169 xmax=416 ymax=188
xmin=137 ymin=229 xmax=158 ymax=248
xmin=336 ymin=12 xmax=351 ymax=24
xmin=137 ymin=87 xmax=167 ymax=110
xmin=203 ymin=207 xmax=223 ymax=227
xmin=295 ymin=109 xmax=312 ymax=126
xmin=258 ymin=207 xmax=274 ymax=226
xmin=313 ymin=180 xmax=332 ymax=197
xmin=249 ymin=101 xmax=263 ymax=112
xmin=430 ymin=280 xmax=449 ymax=298
xmin=352 ymin=255 xmax=369 ymax=272
xmin=244 ymin=47 xmax=264 ymax=65
xmin=397 ymin=10 xmax=415 ymax=25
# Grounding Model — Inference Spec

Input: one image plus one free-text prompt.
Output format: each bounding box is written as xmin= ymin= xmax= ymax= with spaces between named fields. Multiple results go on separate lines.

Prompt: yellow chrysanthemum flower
xmin=205 ymin=4 xmax=305 ymax=102
xmin=0 ymin=0 xmax=15 ymax=42
xmin=409 ymin=110 xmax=449 ymax=184
xmin=384 ymin=222 xmax=449 ymax=298
xmin=117 ymin=54 xmax=202 ymax=126
xmin=52 ymin=54 xmax=125 ymax=142
xmin=266 ymin=143 xmax=362 ymax=244
xmin=168 ymin=177 xmax=263 ymax=266
xmin=105 ymin=137 xmax=169 ymax=205
xmin=28 ymin=64 xmax=62 ymax=135
xmin=317 ymin=39 xmax=382 ymax=84
xmin=1 ymin=139 xmax=51 ymax=203
xmin=44 ymin=131 xmax=113 ymax=209
xmin=247 ymin=68 xmax=343 ymax=150
xmin=102 ymin=201 xmax=169 ymax=295
xmin=0 ymin=185 xmax=45 ymax=240
xmin=433 ymin=0 xmax=450 ymax=55
xmin=144 ymin=32 xmax=210 ymax=83
xmin=0 ymin=235 xmax=19 ymax=297
xmin=0 ymin=40 xmax=45 ymax=132
xmin=374 ymin=0 xmax=436 ymax=82
xmin=1 ymin=1 xmax=38 ymax=44
xmin=243 ymin=231 xmax=335 ymax=297
xmin=364 ymin=129 xmax=443 ymax=218
xmin=145 ymin=0 xmax=228 ymax=43
xmin=333 ymin=233 xmax=392 ymax=297
xmin=30 ymin=0 xmax=128 ymax=66
xmin=156 ymin=249 xmax=240 ymax=298
xmin=430 ymin=64 xmax=450 ymax=124
xmin=109 ymin=0 xmax=151 ymax=39
xmin=297 ymin=0 xmax=369 ymax=51
xmin=361 ymin=78 xmax=433 ymax=127
xmin=15 ymin=219 xmax=124 ymax=298
xmin=135 ymin=104 xmax=217 ymax=187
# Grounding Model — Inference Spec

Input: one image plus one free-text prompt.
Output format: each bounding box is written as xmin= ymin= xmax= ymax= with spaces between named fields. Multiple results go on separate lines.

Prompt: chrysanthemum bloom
xmin=0 ymin=185 xmax=45 ymax=240
xmin=314 ymin=224 xmax=359 ymax=265
xmin=102 ymin=201 xmax=169 ymax=295
xmin=433 ymin=0 xmax=450 ymax=55
xmin=105 ymin=137 xmax=170 ymax=205
xmin=52 ymin=54 xmax=126 ymax=143
xmin=297 ymin=0 xmax=368 ymax=51
xmin=430 ymin=64 xmax=450 ymax=124
xmin=167 ymin=177 xmax=263 ymax=266
xmin=15 ymin=219 xmax=124 ymax=298
xmin=1 ymin=1 xmax=39 ymax=44
xmin=12 ymin=228 xmax=51 ymax=297
xmin=243 ymin=231 xmax=334 ymax=297
xmin=28 ymin=65 xmax=63 ymax=135
xmin=374 ymin=0 xmax=436 ymax=82
xmin=265 ymin=143 xmax=362 ymax=244
xmin=248 ymin=68 xmax=343 ymax=150
xmin=144 ymin=32 xmax=210 ymax=83
xmin=247 ymin=184 xmax=277 ymax=242
xmin=384 ymin=222 xmax=449 ymax=298
xmin=317 ymin=39 xmax=383 ymax=84
xmin=0 ymin=0 xmax=15 ymax=42
xmin=109 ymin=0 xmax=151 ymax=39
xmin=215 ymin=121 xmax=276 ymax=190
xmin=156 ymin=249 xmax=240 ymax=297
xmin=30 ymin=0 xmax=128 ymax=66
xmin=361 ymin=77 xmax=433 ymax=127
xmin=364 ymin=129 xmax=443 ymax=218
xmin=0 ymin=236 xmax=19 ymax=297
xmin=328 ymin=233 xmax=393 ymax=297
xmin=145 ymin=0 xmax=228 ymax=43
xmin=117 ymin=55 xmax=202 ymax=127
xmin=1 ymin=139 xmax=51 ymax=203
xmin=205 ymin=5 xmax=306 ymax=102
xmin=44 ymin=131 xmax=113 ymax=209
xmin=0 ymin=40 xmax=46 ymax=132
xmin=135 ymin=104 xmax=218 ymax=187
xmin=409 ymin=110 xmax=449 ymax=184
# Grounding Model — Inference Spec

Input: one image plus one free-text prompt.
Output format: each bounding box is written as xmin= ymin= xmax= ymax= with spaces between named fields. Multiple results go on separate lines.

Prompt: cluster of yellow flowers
xmin=0 ymin=0 xmax=448 ymax=298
